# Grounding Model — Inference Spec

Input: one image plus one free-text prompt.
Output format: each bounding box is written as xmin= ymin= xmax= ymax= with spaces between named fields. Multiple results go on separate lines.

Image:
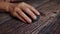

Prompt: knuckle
xmin=20 ymin=2 xmax=26 ymax=4
xmin=19 ymin=2 xmax=26 ymax=6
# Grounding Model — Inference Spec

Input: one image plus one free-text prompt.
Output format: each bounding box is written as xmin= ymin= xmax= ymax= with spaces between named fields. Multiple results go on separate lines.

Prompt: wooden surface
xmin=0 ymin=0 xmax=60 ymax=34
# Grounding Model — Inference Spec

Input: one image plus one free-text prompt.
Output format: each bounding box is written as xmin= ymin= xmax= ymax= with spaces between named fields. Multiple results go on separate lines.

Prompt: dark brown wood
xmin=0 ymin=0 xmax=60 ymax=34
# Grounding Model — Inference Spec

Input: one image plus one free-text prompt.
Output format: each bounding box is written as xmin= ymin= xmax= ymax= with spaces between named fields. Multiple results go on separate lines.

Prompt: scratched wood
xmin=0 ymin=0 xmax=60 ymax=34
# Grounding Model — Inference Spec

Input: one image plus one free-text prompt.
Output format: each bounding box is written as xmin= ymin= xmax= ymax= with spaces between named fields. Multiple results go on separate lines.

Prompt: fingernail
xmin=37 ymin=12 xmax=40 ymax=15
xmin=33 ymin=15 xmax=37 ymax=20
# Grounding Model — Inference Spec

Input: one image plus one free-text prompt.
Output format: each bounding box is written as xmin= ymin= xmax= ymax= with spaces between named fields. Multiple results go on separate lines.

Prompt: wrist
xmin=0 ymin=2 xmax=15 ymax=12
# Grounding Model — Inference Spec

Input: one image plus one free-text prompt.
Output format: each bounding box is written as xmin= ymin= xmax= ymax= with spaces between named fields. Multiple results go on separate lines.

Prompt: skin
xmin=0 ymin=1 xmax=40 ymax=23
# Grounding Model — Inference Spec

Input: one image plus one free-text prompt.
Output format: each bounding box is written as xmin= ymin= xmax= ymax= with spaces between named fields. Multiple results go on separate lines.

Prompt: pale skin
xmin=0 ymin=0 xmax=40 ymax=23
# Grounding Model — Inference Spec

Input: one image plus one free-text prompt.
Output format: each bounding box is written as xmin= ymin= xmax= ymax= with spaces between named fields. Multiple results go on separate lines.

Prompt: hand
xmin=9 ymin=2 xmax=40 ymax=23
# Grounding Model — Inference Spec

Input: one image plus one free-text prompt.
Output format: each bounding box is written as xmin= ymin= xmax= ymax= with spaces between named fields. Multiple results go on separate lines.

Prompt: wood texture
xmin=0 ymin=0 xmax=60 ymax=34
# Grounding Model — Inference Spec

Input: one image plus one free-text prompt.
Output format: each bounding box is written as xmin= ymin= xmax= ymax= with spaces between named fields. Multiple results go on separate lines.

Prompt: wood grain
xmin=0 ymin=0 xmax=60 ymax=34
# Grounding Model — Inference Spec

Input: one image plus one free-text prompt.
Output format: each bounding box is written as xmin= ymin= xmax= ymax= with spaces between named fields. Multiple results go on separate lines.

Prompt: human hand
xmin=9 ymin=2 xmax=40 ymax=23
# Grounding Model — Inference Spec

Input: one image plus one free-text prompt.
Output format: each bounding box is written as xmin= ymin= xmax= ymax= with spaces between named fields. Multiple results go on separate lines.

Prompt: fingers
xmin=14 ymin=13 xmax=26 ymax=23
xmin=24 ymin=3 xmax=40 ymax=15
xmin=29 ymin=6 xmax=40 ymax=15
xmin=12 ymin=2 xmax=40 ymax=23
xmin=15 ymin=8 xmax=32 ymax=23
xmin=20 ymin=6 xmax=37 ymax=20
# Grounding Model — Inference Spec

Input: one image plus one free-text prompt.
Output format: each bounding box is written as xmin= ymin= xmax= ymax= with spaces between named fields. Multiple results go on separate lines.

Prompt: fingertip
xmin=33 ymin=15 xmax=37 ymax=20
xmin=37 ymin=12 xmax=40 ymax=15
xmin=35 ymin=10 xmax=40 ymax=15
xmin=28 ymin=19 xmax=32 ymax=23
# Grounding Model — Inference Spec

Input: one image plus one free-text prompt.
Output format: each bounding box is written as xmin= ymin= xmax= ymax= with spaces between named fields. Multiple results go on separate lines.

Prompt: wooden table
xmin=0 ymin=0 xmax=60 ymax=34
